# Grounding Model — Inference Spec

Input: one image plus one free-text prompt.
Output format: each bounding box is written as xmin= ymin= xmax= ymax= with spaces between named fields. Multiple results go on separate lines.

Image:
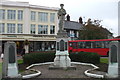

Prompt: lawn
xmin=0 ymin=59 xmax=23 ymax=73
xmin=18 ymin=59 xmax=23 ymax=64
xmin=100 ymin=57 xmax=108 ymax=64
xmin=0 ymin=63 xmax=2 ymax=73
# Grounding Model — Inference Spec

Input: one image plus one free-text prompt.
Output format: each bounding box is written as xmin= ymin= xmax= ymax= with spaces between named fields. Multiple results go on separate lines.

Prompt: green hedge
xmin=69 ymin=52 xmax=100 ymax=64
xmin=23 ymin=52 xmax=100 ymax=65
xmin=23 ymin=53 xmax=55 ymax=64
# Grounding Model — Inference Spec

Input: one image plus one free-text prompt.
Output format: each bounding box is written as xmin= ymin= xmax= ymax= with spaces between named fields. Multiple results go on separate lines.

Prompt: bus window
xmin=93 ymin=42 xmax=96 ymax=48
xmin=95 ymin=41 xmax=102 ymax=48
xmin=85 ymin=42 xmax=91 ymax=48
xmin=69 ymin=42 xmax=72 ymax=47
xmin=73 ymin=42 xmax=77 ymax=49
xmin=104 ymin=41 xmax=110 ymax=48
xmin=78 ymin=42 xmax=83 ymax=48
xmin=96 ymin=41 xmax=103 ymax=48
xmin=93 ymin=41 xmax=102 ymax=48
xmin=101 ymin=41 xmax=105 ymax=48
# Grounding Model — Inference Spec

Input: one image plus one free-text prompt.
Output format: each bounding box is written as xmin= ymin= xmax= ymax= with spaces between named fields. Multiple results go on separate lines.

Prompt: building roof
xmin=0 ymin=0 xmax=59 ymax=11
xmin=115 ymin=36 xmax=120 ymax=38
xmin=64 ymin=20 xmax=84 ymax=30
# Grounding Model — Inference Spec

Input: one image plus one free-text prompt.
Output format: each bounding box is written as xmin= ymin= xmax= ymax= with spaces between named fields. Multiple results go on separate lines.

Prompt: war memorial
xmin=1 ymin=3 xmax=120 ymax=80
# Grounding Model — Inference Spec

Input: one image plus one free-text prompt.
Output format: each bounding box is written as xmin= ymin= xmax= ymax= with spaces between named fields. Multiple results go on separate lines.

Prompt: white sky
xmin=8 ymin=0 xmax=120 ymax=37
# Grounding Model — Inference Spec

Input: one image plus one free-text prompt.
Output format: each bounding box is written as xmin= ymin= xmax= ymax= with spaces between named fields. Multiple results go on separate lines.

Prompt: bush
xmin=23 ymin=52 xmax=100 ymax=65
xmin=23 ymin=53 xmax=55 ymax=65
xmin=69 ymin=52 xmax=100 ymax=64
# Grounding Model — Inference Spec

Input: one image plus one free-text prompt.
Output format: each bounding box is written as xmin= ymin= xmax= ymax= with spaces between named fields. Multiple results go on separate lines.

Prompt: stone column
xmin=108 ymin=41 xmax=120 ymax=78
xmin=2 ymin=42 xmax=20 ymax=78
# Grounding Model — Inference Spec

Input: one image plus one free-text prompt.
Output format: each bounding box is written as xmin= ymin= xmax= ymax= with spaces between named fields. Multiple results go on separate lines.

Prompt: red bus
xmin=68 ymin=38 xmax=120 ymax=56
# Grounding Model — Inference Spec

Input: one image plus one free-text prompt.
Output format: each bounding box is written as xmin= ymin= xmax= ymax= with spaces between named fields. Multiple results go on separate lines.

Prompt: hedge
xmin=69 ymin=52 xmax=100 ymax=64
xmin=23 ymin=52 xmax=100 ymax=65
xmin=23 ymin=53 xmax=55 ymax=65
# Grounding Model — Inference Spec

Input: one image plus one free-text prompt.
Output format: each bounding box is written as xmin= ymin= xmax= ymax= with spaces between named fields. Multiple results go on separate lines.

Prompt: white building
xmin=0 ymin=1 xmax=59 ymax=53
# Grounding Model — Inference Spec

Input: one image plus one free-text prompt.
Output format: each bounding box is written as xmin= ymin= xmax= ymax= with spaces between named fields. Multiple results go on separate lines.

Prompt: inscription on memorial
xmin=65 ymin=42 xmax=67 ymax=50
xmin=57 ymin=42 xmax=59 ymax=50
xmin=9 ymin=45 xmax=15 ymax=63
xmin=111 ymin=45 xmax=117 ymax=63
xmin=60 ymin=40 xmax=64 ymax=51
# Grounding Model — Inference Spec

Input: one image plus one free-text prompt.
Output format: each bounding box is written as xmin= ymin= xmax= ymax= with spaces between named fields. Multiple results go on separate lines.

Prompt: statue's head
xmin=60 ymin=4 xmax=64 ymax=9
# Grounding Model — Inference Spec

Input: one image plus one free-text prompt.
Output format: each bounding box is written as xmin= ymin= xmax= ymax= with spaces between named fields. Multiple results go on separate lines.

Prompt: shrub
xmin=23 ymin=52 xmax=100 ymax=65
xmin=23 ymin=53 xmax=55 ymax=65
xmin=69 ymin=52 xmax=100 ymax=64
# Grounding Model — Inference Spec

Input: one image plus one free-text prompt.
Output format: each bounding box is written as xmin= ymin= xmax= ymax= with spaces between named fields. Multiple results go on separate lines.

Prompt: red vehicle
xmin=68 ymin=38 xmax=120 ymax=56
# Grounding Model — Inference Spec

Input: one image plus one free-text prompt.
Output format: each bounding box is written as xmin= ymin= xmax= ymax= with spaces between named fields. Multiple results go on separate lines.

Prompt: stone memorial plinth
xmin=54 ymin=36 xmax=71 ymax=68
xmin=2 ymin=42 xmax=20 ymax=78
xmin=108 ymin=41 xmax=120 ymax=78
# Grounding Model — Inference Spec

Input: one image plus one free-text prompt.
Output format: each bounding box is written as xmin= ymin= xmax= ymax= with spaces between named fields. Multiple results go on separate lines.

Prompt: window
xmin=85 ymin=42 xmax=91 ymax=48
xmin=18 ymin=10 xmax=23 ymax=20
xmin=38 ymin=12 xmax=48 ymax=22
xmin=73 ymin=42 xmax=77 ymax=49
xmin=104 ymin=41 xmax=110 ymax=48
xmin=50 ymin=13 xmax=55 ymax=23
xmin=50 ymin=25 xmax=55 ymax=34
xmin=17 ymin=24 xmax=23 ymax=33
xmin=0 ymin=9 xmax=5 ymax=20
xmin=31 ymin=24 xmax=36 ymax=34
xmin=7 ymin=10 xmax=16 ymax=20
xmin=31 ymin=11 xmax=36 ymax=21
xmin=38 ymin=25 xmax=48 ymax=34
xmin=7 ymin=23 xmax=16 ymax=33
xmin=78 ymin=42 xmax=85 ymax=48
xmin=0 ymin=23 xmax=5 ymax=33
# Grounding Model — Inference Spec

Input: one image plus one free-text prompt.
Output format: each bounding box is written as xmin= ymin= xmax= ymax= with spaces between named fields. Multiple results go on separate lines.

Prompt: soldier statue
xmin=58 ymin=4 xmax=66 ymax=32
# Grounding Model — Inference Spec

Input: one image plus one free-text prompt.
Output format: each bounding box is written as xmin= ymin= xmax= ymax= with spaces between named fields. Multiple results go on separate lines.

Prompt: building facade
xmin=0 ymin=1 xmax=83 ymax=54
xmin=64 ymin=20 xmax=83 ymax=40
xmin=0 ymin=1 xmax=59 ymax=53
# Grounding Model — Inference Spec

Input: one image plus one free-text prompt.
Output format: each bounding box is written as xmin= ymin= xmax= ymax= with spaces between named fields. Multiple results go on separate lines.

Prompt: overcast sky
xmin=8 ymin=0 xmax=120 ymax=37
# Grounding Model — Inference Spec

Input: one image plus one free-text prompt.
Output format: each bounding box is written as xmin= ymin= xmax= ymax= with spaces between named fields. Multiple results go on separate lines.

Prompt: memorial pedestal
xmin=54 ymin=51 xmax=71 ymax=68
xmin=49 ymin=51 xmax=76 ymax=70
xmin=108 ymin=63 xmax=118 ymax=78
xmin=8 ymin=63 xmax=19 ymax=77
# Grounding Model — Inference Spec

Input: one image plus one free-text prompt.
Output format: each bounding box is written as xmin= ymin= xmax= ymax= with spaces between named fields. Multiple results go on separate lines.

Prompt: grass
xmin=0 ymin=59 xmax=23 ymax=73
xmin=18 ymin=59 xmax=23 ymax=64
xmin=0 ymin=62 xmax=2 ymax=73
xmin=100 ymin=57 xmax=108 ymax=64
